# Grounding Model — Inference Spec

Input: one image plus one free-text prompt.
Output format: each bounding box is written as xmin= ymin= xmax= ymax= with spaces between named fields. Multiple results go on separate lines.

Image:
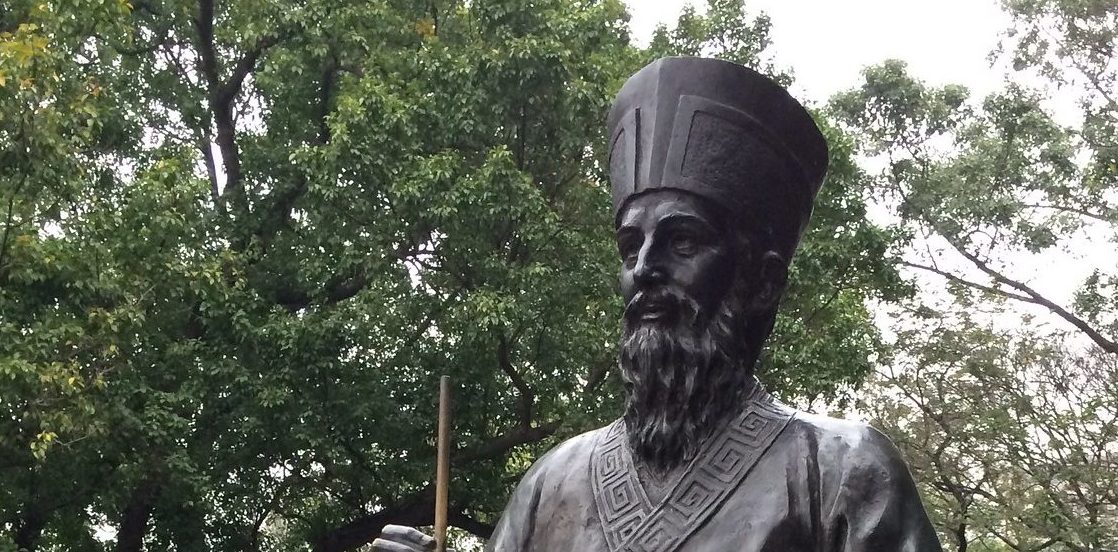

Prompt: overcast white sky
xmin=625 ymin=0 xmax=1012 ymax=104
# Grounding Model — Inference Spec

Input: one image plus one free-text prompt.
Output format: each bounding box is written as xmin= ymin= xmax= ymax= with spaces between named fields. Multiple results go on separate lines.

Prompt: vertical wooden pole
xmin=434 ymin=375 xmax=451 ymax=552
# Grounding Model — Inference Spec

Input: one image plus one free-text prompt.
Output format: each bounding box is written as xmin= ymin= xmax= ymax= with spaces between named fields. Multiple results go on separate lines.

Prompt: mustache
xmin=623 ymin=286 xmax=701 ymax=325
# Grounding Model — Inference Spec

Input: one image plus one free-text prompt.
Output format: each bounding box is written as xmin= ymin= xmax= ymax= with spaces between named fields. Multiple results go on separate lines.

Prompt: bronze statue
xmin=375 ymin=57 xmax=942 ymax=552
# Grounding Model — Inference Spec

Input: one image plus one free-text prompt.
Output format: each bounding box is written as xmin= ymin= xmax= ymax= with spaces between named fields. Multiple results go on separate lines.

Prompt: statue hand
xmin=371 ymin=525 xmax=451 ymax=552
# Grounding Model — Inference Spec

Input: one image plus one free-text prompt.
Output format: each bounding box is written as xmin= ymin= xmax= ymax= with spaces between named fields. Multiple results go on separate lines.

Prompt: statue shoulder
xmin=780 ymin=412 xmax=942 ymax=550
xmin=519 ymin=423 xmax=611 ymax=479
xmin=786 ymin=411 xmax=914 ymax=478
xmin=497 ymin=422 xmax=615 ymax=505
xmin=487 ymin=422 xmax=614 ymax=550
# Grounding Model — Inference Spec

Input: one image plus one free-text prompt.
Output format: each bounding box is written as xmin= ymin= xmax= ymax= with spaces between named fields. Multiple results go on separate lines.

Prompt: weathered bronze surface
xmin=375 ymin=57 xmax=943 ymax=552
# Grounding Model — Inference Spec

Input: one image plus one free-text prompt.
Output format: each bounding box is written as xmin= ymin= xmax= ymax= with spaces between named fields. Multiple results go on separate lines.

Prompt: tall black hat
xmin=607 ymin=57 xmax=828 ymax=259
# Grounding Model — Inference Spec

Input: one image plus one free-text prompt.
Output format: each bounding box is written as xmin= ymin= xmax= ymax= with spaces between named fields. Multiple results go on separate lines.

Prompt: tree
xmin=863 ymin=310 xmax=1118 ymax=552
xmin=1 ymin=1 xmax=906 ymax=550
xmin=832 ymin=0 xmax=1118 ymax=549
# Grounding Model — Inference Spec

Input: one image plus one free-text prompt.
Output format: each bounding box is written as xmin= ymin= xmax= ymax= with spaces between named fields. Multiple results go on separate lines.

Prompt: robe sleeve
xmin=828 ymin=426 xmax=943 ymax=552
xmin=484 ymin=428 xmax=604 ymax=552
xmin=484 ymin=449 xmax=553 ymax=552
xmin=485 ymin=469 xmax=545 ymax=552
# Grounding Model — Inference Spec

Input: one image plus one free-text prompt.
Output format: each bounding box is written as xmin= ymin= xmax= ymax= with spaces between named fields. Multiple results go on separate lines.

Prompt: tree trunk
xmin=115 ymin=476 xmax=162 ymax=552
xmin=13 ymin=507 xmax=45 ymax=552
xmin=953 ymin=523 xmax=968 ymax=552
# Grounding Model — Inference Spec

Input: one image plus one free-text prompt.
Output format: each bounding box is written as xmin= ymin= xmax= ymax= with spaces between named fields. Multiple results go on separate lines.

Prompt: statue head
xmin=608 ymin=57 xmax=828 ymax=472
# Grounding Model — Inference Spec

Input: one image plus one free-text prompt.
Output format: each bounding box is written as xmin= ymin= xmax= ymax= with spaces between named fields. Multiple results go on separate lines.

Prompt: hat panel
xmin=680 ymin=110 xmax=781 ymax=199
xmin=608 ymin=107 xmax=639 ymax=214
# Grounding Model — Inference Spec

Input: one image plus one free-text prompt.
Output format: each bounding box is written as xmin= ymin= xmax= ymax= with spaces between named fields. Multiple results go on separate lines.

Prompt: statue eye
xmin=617 ymin=235 xmax=641 ymax=264
xmin=672 ymin=232 xmax=698 ymax=255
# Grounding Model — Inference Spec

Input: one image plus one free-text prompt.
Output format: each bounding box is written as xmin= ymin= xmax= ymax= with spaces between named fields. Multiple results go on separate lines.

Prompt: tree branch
xmin=448 ymin=509 xmax=494 ymax=540
xmin=901 ymin=260 xmax=1034 ymax=303
xmin=274 ymin=260 xmax=384 ymax=312
xmin=192 ymin=0 xmax=220 ymax=94
xmin=317 ymin=54 xmax=337 ymax=146
xmin=0 ymin=171 xmax=28 ymax=275
xmin=219 ymin=31 xmax=287 ymax=106
xmin=310 ymin=484 xmax=498 ymax=552
xmin=949 ymin=244 xmax=1118 ymax=355
xmin=253 ymin=53 xmax=336 ymax=245
xmin=192 ymin=0 xmax=293 ymax=217
xmin=456 ymin=421 xmax=561 ymax=463
xmin=200 ymin=138 xmax=220 ymax=202
xmin=115 ymin=473 xmax=164 ymax=552
xmin=310 ymin=486 xmax=435 ymax=552
xmin=310 ymin=399 xmax=558 ymax=551
xmin=1022 ymin=203 xmax=1116 ymax=224
xmin=498 ymin=332 xmax=534 ymax=426
xmin=582 ymin=357 xmax=614 ymax=397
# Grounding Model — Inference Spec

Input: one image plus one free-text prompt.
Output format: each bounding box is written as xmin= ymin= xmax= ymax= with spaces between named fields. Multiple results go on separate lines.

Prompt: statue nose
xmin=633 ymin=245 xmax=667 ymax=287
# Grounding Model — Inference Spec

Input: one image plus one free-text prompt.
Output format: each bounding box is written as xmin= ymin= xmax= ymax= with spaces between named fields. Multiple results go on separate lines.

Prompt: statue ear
xmin=751 ymin=250 xmax=788 ymax=311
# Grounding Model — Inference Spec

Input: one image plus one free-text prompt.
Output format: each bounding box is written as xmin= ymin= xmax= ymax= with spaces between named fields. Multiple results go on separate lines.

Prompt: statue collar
xmin=589 ymin=382 xmax=794 ymax=552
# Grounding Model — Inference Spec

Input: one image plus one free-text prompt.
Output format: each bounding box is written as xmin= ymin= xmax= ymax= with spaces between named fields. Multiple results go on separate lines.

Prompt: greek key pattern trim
xmin=590 ymin=419 xmax=652 ymax=550
xmin=590 ymin=390 xmax=794 ymax=552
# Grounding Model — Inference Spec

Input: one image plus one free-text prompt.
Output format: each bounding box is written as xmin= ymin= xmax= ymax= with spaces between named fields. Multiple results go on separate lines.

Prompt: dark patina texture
xmin=375 ymin=57 xmax=942 ymax=552
xmin=486 ymin=57 xmax=941 ymax=552
xmin=488 ymin=385 xmax=939 ymax=551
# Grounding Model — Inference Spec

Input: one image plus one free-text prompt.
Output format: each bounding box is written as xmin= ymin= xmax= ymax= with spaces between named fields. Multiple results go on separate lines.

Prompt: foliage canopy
xmin=1 ymin=1 xmax=901 ymax=551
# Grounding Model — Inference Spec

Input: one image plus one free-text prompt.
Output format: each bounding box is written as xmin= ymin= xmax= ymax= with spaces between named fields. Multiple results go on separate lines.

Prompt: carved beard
xmin=619 ymin=283 xmax=754 ymax=474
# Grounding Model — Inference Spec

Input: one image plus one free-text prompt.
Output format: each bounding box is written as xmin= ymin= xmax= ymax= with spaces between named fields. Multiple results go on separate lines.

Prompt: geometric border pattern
xmin=590 ymin=385 xmax=794 ymax=552
xmin=590 ymin=419 xmax=653 ymax=550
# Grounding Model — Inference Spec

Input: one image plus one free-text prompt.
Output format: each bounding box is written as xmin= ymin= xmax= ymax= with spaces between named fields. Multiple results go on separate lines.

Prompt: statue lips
xmin=625 ymin=289 xmax=683 ymax=324
xmin=639 ymin=299 xmax=671 ymax=322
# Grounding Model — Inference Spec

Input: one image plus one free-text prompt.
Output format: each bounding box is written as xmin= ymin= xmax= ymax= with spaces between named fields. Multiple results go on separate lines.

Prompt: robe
xmin=486 ymin=387 xmax=942 ymax=552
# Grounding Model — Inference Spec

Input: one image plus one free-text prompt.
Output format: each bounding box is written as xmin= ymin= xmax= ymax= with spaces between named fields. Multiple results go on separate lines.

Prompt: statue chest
xmin=521 ymin=394 xmax=796 ymax=552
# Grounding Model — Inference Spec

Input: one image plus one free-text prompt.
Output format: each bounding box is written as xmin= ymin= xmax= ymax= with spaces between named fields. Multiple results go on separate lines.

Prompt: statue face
xmin=616 ymin=190 xmax=737 ymax=325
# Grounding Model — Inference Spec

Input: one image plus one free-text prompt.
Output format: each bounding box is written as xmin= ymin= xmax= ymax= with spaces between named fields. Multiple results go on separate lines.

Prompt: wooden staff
xmin=434 ymin=375 xmax=451 ymax=552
